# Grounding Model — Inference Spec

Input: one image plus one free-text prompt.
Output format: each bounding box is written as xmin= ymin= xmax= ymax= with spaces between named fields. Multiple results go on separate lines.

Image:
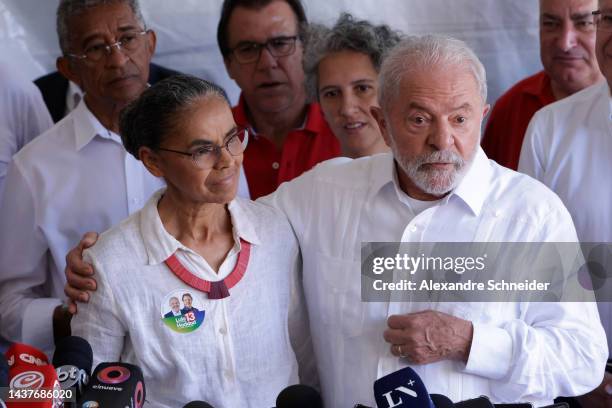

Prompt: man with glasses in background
xmin=217 ymin=0 xmax=340 ymax=199
xmin=0 ymin=0 xmax=164 ymax=355
xmin=482 ymin=0 xmax=603 ymax=170
xmin=519 ymin=3 xmax=612 ymax=406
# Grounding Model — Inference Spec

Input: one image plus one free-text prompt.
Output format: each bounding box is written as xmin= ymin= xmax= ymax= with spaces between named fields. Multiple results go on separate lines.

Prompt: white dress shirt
xmin=262 ymin=149 xmax=607 ymax=406
xmin=0 ymin=100 xmax=165 ymax=354
xmin=0 ymin=64 xmax=53 ymax=199
xmin=72 ymin=189 xmax=312 ymax=408
xmin=519 ymin=80 xmax=612 ymax=358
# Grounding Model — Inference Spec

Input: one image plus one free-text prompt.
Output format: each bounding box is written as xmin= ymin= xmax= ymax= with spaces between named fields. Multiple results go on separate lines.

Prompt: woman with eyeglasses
xmin=71 ymin=75 xmax=313 ymax=408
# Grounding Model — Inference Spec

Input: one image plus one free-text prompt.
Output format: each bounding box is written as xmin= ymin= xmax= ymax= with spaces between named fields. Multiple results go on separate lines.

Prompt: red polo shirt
xmin=481 ymin=71 xmax=556 ymax=170
xmin=233 ymin=96 xmax=340 ymax=199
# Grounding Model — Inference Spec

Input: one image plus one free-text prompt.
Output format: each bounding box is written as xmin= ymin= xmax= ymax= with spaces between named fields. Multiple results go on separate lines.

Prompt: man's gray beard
xmin=395 ymin=149 xmax=471 ymax=196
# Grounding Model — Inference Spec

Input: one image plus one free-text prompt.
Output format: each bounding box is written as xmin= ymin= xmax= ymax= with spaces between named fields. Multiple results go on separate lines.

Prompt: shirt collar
xmin=140 ymin=189 xmax=261 ymax=266
xmin=232 ymin=93 xmax=320 ymax=136
xmin=72 ymin=99 xmax=121 ymax=151
xmin=369 ymin=148 xmax=492 ymax=217
xmin=523 ymin=71 xmax=556 ymax=104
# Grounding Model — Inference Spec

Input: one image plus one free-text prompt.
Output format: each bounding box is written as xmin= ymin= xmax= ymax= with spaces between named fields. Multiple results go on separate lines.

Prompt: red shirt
xmin=481 ymin=71 xmax=556 ymax=170
xmin=233 ymin=96 xmax=340 ymax=199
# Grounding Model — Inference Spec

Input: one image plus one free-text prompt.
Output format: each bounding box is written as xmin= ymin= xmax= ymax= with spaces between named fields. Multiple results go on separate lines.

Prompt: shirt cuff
xmin=22 ymin=298 xmax=62 ymax=356
xmin=463 ymin=323 xmax=512 ymax=380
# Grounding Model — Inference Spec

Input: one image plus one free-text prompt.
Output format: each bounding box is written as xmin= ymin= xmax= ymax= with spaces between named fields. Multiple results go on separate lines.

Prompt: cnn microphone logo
xmin=9 ymin=371 xmax=45 ymax=389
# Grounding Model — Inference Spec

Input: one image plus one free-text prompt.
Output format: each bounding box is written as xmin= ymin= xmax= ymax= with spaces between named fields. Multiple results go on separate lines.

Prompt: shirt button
xmin=272 ymin=162 xmax=280 ymax=170
xmin=410 ymin=225 xmax=418 ymax=233
xmin=494 ymin=210 xmax=502 ymax=217
xmin=219 ymin=327 xmax=227 ymax=335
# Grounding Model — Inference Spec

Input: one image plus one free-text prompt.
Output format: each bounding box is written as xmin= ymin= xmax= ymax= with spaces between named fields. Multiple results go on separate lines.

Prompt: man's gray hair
xmin=57 ymin=0 xmax=146 ymax=54
xmin=378 ymin=35 xmax=488 ymax=110
xmin=303 ymin=13 xmax=403 ymax=101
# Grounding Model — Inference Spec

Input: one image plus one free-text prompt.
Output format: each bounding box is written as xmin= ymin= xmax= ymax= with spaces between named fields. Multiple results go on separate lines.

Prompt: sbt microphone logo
xmin=57 ymin=365 xmax=89 ymax=392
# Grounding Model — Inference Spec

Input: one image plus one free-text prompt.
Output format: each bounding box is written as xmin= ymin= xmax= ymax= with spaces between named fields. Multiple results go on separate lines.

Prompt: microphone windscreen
xmin=430 ymin=394 xmax=455 ymax=408
xmin=276 ymin=384 xmax=323 ymax=408
xmin=8 ymin=364 xmax=61 ymax=408
xmin=78 ymin=362 xmax=146 ymax=408
xmin=183 ymin=402 xmax=216 ymax=408
xmin=52 ymin=336 xmax=93 ymax=373
xmin=454 ymin=396 xmax=495 ymax=408
xmin=5 ymin=343 xmax=49 ymax=369
xmin=373 ymin=366 xmax=434 ymax=408
xmin=0 ymin=354 xmax=8 ymax=388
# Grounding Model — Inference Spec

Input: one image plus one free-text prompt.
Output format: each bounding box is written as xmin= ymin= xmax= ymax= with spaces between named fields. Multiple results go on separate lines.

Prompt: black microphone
xmin=454 ymin=396 xmax=494 ymax=408
xmin=0 ymin=354 xmax=8 ymax=388
xmin=183 ymin=402 xmax=216 ymax=408
xmin=275 ymin=384 xmax=323 ymax=408
xmin=374 ymin=367 xmax=435 ymax=407
xmin=78 ymin=362 xmax=146 ymax=408
xmin=52 ymin=336 xmax=93 ymax=405
xmin=430 ymin=394 xmax=455 ymax=407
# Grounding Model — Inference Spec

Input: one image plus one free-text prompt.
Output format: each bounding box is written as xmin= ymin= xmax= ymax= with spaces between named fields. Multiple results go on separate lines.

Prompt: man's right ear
xmin=371 ymin=106 xmax=392 ymax=148
xmin=223 ymin=56 xmax=235 ymax=80
xmin=57 ymin=56 xmax=82 ymax=88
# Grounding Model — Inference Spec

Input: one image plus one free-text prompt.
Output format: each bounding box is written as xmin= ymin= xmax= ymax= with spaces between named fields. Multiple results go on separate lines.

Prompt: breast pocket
xmin=309 ymin=253 xmax=364 ymax=337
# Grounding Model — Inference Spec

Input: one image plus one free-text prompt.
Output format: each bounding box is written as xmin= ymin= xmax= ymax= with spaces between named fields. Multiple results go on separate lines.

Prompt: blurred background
xmin=0 ymin=0 xmax=540 ymax=109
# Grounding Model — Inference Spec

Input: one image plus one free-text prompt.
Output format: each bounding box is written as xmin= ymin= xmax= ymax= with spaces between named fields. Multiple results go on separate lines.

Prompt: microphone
xmin=78 ymin=362 xmax=145 ymax=408
xmin=5 ymin=343 xmax=62 ymax=408
xmin=430 ymin=394 xmax=455 ymax=407
xmin=183 ymin=402 xmax=216 ymax=408
xmin=374 ymin=366 xmax=435 ymax=408
xmin=275 ymin=384 xmax=323 ymax=408
xmin=52 ymin=336 xmax=93 ymax=405
xmin=454 ymin=396 xmax=494 ymax=407
xmin=0 ymin=354 xmax=8 ymax=387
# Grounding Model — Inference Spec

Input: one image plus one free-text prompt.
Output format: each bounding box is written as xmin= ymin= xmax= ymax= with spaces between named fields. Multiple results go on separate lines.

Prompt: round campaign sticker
xmin=160 ymin=290 xmax=205 ymax=333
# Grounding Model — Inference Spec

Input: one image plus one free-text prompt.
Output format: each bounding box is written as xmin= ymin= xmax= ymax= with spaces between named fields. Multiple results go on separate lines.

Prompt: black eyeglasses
xmin=157 ymin=128 xmax=248 ymax=169
xmin=67 ymin=30 xmax=149 ymax=62
xmin=593 ymin=10 xmax=612 ymax=31
xmin=230 ymin=36 xmax=299 ymax=64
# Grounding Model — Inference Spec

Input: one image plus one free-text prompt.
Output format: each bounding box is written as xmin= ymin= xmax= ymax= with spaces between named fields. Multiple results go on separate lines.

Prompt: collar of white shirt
xmin=139 ymin=189 xmax=261 ymax=266
xmin=72 ymin=99 xmax=122 ymax=151
xmin=369 ymin=147 xmax=493 ymax=217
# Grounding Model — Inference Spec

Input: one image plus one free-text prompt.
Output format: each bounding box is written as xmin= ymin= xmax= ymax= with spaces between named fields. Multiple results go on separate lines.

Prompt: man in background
xmin=482 ymin=0 xmax=603 ymax=169
xmin=217 ymin=0 xmax=340 ymax=199
xmin=519 ymin=1 xmax=612 ymax=405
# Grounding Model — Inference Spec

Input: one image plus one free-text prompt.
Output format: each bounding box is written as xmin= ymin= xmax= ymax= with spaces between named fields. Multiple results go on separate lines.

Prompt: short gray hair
xmin=120 ymin=75 xmax=230 ymax=160
xmin=378 ymin=35 xmax=488 ymax=110
xmin=303 ymin=13 xmax=403 ymax=101
xmin=57 ymin=0 xmax=146 ymax=54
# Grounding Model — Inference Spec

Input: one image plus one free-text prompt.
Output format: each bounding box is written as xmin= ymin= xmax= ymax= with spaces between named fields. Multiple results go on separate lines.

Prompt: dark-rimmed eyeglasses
xmin=67 ymin=30 xmax=149 ymax=62
xmin=230 ymin=36 xmax=299 ymax=64
xmin=157 ymin=128 xmax=249 ymax=169
xmin=593 ymin=10 xmax=612 ymax=31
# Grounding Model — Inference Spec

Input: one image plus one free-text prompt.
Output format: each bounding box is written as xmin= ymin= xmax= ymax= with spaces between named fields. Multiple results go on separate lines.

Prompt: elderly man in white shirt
xmin=0 ymin=64 xmax=53 ymax=199
xmin=0 ymin=0 xmax=164 ymax=354
xmin=519 ymin=1 xmax=612 ymax=405
xmin=65 ymin=35 xmax=608 ymax=406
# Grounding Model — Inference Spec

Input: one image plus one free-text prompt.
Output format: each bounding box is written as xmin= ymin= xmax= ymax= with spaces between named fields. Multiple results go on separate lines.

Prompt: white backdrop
xmin=0 ymin=0 xmax=541 ymax=106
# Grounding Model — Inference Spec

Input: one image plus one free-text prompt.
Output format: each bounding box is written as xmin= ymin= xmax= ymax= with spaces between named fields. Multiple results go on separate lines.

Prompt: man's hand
xmin=576 ymin=371 xmax=612 ymax=408
xmin=383 ymin=310 xmax=473 ymax=365
xmin=64 ymin=231 xmax=98 ymax=314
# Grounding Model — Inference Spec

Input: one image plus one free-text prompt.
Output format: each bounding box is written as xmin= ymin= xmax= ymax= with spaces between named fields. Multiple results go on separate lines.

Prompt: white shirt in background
xmin=519 ymin=80 xmax=612 ymax=359
xmin=0 ymin=100 xmax=165 ymax=354
xmin=0 ymin=64 xmax=53 ymax=199
xmin=72 ymin=189 xmax=312 ymax=408
xmin=262 ymin=149 xmax=607 ymax=407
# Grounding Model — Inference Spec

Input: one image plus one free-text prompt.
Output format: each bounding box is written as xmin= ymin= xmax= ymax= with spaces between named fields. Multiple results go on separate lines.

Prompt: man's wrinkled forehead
xmin=540 ymin=0 xmax=598 ymax=16
xmin=68 ymin=3 xmax=141 ymax=42
xmin=227 ymin=2 xmax=299 ymax=44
